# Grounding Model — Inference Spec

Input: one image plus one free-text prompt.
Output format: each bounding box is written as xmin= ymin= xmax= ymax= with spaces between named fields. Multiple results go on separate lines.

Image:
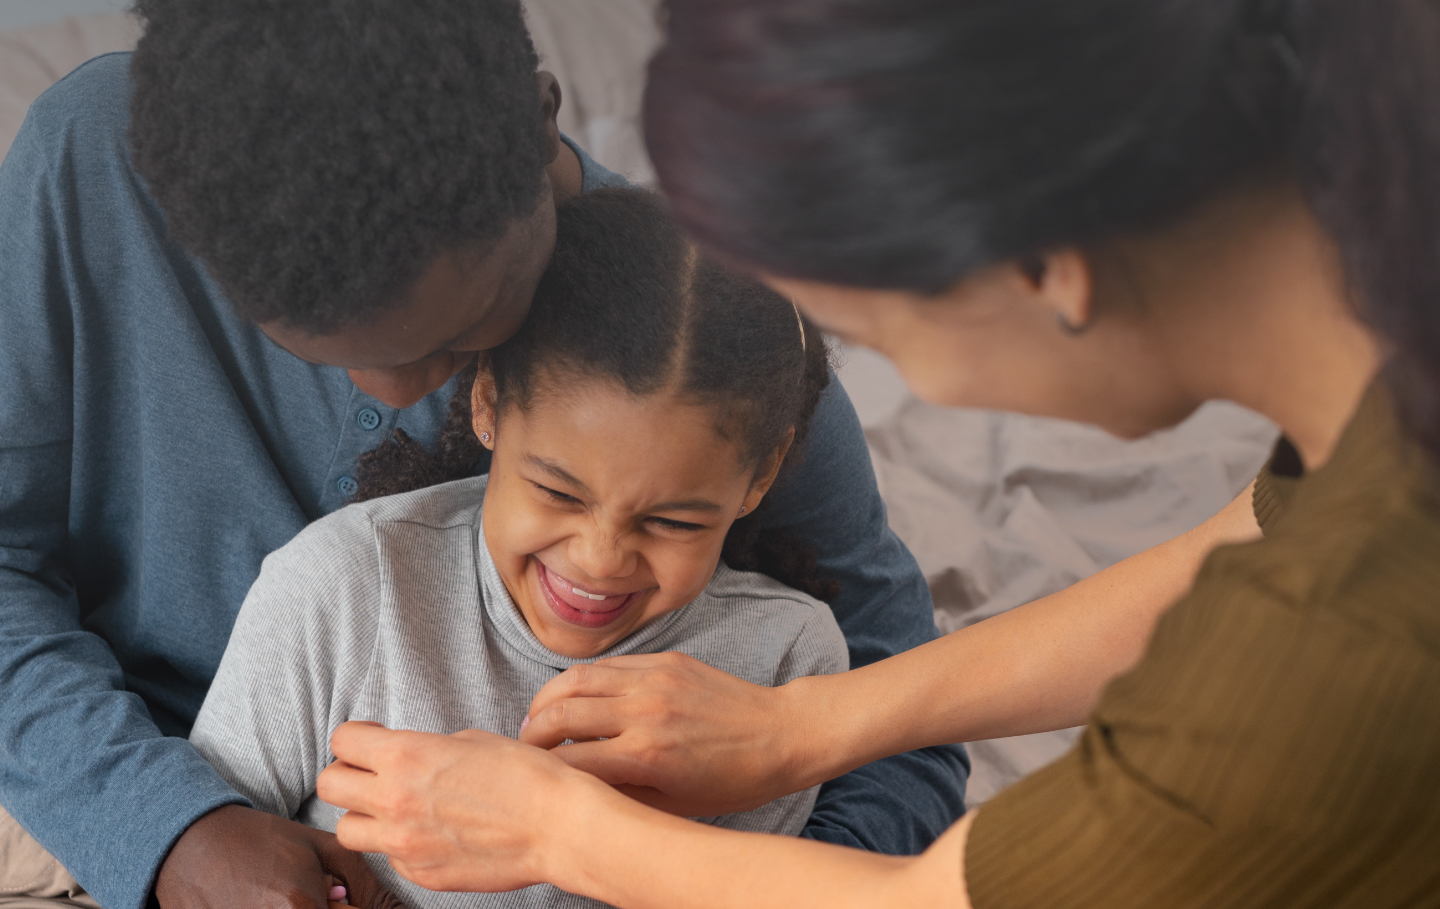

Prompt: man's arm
xmin=0 ymin=68 xmax=404 ymax=909
xmin=0 ymin=102 xmax=250 ymax=909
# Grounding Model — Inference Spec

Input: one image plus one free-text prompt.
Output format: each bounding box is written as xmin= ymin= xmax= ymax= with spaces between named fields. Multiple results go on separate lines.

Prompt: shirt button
xmin=357 ymin=408 xmax=382 ymax=431
xmin=337 ymin=476 xmax=359 ymax=497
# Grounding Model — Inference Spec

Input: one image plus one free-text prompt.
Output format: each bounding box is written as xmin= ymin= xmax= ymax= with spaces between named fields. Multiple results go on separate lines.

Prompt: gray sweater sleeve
xmin=189 ymin=507 xmax=383 ymax=819
xmin=705 ymin=601 xmax=850 ymax=835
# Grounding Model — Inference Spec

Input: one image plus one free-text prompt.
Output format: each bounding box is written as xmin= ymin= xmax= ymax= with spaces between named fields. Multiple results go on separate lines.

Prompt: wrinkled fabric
xmin=868 ymin=398 xmax=1278 ymax=804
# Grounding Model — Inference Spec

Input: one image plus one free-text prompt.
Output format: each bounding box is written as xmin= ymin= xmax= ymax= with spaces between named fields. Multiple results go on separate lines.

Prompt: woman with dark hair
xmin=314 ymin=0 xmax=1440 ymax=905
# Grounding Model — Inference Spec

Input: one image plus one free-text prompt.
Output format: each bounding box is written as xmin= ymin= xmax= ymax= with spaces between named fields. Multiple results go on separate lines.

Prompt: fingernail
xmin=520 ymin=716 xmax=530 ymax=733
xmin=329 ymin=886 xmax=348 ymax=902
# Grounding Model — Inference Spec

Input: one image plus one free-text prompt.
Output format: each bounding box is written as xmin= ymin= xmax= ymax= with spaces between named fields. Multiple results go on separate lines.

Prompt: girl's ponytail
xmin=1296 ymin=0 xmax=1440 ymax=458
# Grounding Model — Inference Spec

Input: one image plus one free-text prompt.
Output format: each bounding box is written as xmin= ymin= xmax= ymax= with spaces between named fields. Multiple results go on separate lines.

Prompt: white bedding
xmin=864 ymin=395 xmax=1278 ymax=804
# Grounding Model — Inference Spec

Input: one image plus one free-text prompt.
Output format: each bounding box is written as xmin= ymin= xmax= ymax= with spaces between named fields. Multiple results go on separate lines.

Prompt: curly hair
xmin=128 ymin=0 xmax=549 ymax=334
xmin=354 ymin=189 xmax=839 ymax=602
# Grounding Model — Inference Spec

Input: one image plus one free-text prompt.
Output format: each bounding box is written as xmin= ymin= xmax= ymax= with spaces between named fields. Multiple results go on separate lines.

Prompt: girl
xmin=187 ymin=189 xmax=848 ymax=909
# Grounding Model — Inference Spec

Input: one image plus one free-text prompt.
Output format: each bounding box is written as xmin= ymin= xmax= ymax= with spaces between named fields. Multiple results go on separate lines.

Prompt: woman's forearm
xmin=319 ymin=722 xmax=975 ymax=909
xmin=777 ymin=483 xmax=1261 ymax=789
xmin=550 ymin=778 xmax=974 ymax=909
xmin=519 ymin=485 xmax=1261 ymax=815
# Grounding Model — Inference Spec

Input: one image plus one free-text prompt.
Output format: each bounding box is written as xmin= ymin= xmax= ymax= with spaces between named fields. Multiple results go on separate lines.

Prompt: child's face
xmin=477 ymin=378 xmax=784 ymax=658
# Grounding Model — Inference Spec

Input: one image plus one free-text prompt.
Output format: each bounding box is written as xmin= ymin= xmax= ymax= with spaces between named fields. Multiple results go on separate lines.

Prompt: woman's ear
xmin=739 ymin=428 xmax=796 ymax=516
xmin=1018 ymin=248 xmax=1094 ymax=333
xmin=471 ymin=363 xmax=499 ymax=450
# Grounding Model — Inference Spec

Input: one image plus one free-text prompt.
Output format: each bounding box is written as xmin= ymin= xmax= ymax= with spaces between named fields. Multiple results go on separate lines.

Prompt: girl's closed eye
xmin=647 ymin=516 xmax=707 ymax=533
xmin=533 ymin=481 xmax=704 ymax=533
xmin=532 ymin=482 xmax=581 ymax=505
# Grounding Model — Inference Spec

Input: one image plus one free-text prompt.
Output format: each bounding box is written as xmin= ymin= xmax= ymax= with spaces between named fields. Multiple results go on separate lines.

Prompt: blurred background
xmin=0 ymin=0 xmax=1277 ymax=807
xmin=0 ymin=1 xmax=130 ymax=30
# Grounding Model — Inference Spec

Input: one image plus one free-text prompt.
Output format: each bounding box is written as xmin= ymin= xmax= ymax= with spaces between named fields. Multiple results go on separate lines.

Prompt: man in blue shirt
xmin=0 ymin=3 xmax=966 ymax=909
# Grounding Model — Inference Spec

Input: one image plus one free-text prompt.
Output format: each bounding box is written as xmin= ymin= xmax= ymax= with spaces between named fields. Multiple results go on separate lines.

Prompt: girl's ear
xmin=739 ymin=427 xmax=796 ymax=516
xmin=470 ymin=360 xmax=499 ymax=450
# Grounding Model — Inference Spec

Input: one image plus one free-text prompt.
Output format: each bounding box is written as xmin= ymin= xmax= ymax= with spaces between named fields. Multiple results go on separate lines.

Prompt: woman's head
xmin=647 ymin=0 xmax=1438 ymax=452
xmin=356 ymin=190 xmax=833 ymax=658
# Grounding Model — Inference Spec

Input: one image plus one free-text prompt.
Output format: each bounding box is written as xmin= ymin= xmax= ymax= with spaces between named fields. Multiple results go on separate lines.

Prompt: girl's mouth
xmin=535 ymin=561 xmax=639 ymax=629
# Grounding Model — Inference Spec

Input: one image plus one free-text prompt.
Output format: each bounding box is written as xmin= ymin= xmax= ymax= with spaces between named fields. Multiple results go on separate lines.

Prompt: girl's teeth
xmin=573 ymin=587 xmax=609 ymax=601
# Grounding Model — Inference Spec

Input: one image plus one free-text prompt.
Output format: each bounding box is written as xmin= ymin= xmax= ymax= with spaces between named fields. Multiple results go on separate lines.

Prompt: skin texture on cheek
xmin=475 ymin=383 xmax=776 ymax=659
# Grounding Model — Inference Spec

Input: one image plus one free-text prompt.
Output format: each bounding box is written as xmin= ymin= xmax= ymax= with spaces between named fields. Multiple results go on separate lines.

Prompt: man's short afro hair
xmin=129 ymin=0 xmax=549 ymax=335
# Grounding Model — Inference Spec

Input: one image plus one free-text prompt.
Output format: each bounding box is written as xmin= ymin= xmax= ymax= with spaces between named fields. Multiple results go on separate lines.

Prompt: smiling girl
xmin=187 ymin=190 xmax=848 ymax=909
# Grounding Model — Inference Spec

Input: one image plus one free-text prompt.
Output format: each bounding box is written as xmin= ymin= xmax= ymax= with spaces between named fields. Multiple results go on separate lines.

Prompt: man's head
xmin=129 ymin=0 xmax=566 ymax=406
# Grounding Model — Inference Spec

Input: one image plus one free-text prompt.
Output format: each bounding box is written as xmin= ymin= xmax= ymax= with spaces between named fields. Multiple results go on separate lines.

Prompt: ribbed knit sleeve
xmin=964 ymin=385 xmax=1440 ymax=907
xmin=1251 ymin=459 xmax=1285 ymax=533
xmin=1252 ymin=437 xmax=1302 ymax=534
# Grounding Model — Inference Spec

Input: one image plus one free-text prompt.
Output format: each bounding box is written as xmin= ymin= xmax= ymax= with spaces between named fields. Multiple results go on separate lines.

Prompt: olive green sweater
xmin=967 ymin=384 xmax=1440 ymax=907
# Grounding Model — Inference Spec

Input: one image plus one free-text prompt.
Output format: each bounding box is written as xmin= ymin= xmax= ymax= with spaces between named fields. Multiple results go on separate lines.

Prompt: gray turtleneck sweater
xmin=190 ymin=476 xmax=848 ymax=909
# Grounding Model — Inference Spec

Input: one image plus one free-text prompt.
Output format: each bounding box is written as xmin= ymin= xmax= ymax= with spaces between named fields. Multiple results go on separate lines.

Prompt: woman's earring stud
xmin=480 ymin=431 xmax=491 ymax=444
xmin=738 ymin=506 xmax=748 ymax=517
xmin=1055 ymin=312 xmax=1088 ymax=336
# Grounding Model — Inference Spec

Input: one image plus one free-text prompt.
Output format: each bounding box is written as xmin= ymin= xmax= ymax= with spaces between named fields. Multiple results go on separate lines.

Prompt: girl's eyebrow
xmin=648 ymin=499 xmax=723 ymax=514
xmin=521 ymin=455 xmax=723 ymax=514
xmin=523 ymin=455 xmax=591 ymax=494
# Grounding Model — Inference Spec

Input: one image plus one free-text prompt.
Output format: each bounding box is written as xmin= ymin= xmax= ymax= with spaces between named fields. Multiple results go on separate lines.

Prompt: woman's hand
xmin=318 ymin=723 xmax=972 ymax=909
xmin=518 ymin=652 xmax=821 ymax=817
xmin=317 ymin=722 xmax=598 ymax=894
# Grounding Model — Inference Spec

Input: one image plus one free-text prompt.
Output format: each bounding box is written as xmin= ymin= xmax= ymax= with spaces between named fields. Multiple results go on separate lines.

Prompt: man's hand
xmin=154 ymin=804 xmax=407 ymax=909
xmin=519 ymin=652 xmax=813 ymax=817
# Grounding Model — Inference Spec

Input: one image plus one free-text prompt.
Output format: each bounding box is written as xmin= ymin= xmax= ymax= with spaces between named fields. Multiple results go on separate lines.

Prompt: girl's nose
xmin=571 ymin=528 xmax=636 ymax=581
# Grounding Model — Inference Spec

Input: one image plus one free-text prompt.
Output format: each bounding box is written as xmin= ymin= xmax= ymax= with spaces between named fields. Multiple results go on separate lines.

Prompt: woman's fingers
xmin=520 ymin=654 xmax=801 ymax=817
xmin=588 ymin=653 xmax=695 ymax=670
xmin=331 ymin=807 xmax=387 ymax=858
xmin=544 ymin=738 xmax=649 ymax=785
xmin=524 ymin=652 xmax=716 ymax=744
xmin=328 ymin=720 xmax=398 ymax=774
xmin=520 ymin=695 xmax=629 ymax=749
xmin=524 ymin=662 xmax=645 ymax=728
xmin=323 ymin=723 xmax=608 ymax=895
xmin=317 ymin=760 xmax=385 ymax=819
